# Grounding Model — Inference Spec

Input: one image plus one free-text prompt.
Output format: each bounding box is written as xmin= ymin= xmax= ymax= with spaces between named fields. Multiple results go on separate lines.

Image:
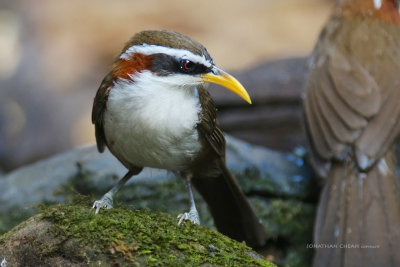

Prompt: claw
xmin=177 ymin=210 xmax=200 ymax=226
xmin=92 ymin=193 xmax=113 ymax=214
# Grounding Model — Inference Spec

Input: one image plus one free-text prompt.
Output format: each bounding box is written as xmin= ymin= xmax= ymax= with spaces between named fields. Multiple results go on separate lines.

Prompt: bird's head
xmin=109 ymin=30 xmax=251 ymax=104
xmin=338 ymin=0 xmax=400 ymax=22
xmin=373 ymin=0 xmax=400 ymax=8
xmin=371 ymin=0 xmax=400 ymax=13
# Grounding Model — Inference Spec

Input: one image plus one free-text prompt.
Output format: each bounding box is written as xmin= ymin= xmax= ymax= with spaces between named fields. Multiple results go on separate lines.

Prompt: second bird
xmin=304 ymin=0 xmax=400 ymax=266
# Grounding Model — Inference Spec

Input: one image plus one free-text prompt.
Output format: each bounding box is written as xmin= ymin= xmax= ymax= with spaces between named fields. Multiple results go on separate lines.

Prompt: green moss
xmin=51 ymin=164 xmax=313 ymax=266
xmin=38 ymin=199 xmax=274 ymax=266
xmin=0 ymin=161 xmax=314 ymax=266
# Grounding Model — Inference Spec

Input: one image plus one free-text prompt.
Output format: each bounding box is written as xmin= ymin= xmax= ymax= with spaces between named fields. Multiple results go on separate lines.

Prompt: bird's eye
xmin=180 ymin=60 xmax=196 ymax=73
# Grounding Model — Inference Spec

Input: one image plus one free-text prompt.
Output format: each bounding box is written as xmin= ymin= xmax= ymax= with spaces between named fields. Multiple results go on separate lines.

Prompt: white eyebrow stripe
xmin=120 ymin=44 xmax=213 ymax=68
xmin=373 ymin=0 xmax=382 ymax=9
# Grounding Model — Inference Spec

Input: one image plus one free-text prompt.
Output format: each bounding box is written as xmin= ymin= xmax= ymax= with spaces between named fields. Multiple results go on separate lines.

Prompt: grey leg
xmin=92 ymin=170 xmax=134 ymax=214
xmin=177 ymin=175 xmax=200 ymax=225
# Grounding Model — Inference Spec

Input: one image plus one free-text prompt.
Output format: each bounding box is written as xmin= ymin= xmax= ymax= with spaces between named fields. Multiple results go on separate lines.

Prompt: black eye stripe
xmin=151 ymin=54 xmax=212 ymax=76
xmin=179 ymin=59 xmax=211 ymax=74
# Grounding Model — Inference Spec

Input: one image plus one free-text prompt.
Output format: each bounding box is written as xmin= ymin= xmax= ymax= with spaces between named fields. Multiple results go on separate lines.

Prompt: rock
xmin=0 ymin=202 xmax=274 ymax=266
xmin=0 ymin=135 xmax=313 ymax=220
xmin=209 ymin=57 xmax=308 ymax=151
xmin=0 ymin=135 xmax=315 ymax=266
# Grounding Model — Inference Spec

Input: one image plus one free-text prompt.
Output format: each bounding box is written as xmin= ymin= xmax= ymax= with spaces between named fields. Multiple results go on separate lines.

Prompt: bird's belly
xmin=105 ymin=121 xmax=201 ymax=170
xmin=104 ymin=84 xmax=202 ymax=171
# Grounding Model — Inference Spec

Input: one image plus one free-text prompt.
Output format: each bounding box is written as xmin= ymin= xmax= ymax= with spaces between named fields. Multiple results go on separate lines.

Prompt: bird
xmin=303 ymin=0 xmax=400 ymax=266
xmin=91 ymin=30 xmax=267 ymax=248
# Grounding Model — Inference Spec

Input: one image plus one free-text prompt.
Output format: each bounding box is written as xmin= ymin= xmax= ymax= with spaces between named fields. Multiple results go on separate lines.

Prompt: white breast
xmin=103 ymin=71 xmax=202 ymax=171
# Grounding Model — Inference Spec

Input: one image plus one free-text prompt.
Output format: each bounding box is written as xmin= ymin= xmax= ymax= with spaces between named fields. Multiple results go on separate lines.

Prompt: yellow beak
xmin=201 ymin=69 xmax=252 ymax=104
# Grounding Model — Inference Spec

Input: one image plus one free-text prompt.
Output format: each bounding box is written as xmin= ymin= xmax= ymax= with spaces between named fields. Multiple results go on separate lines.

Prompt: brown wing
xmin=192 ymin=86 xmax=267 ymax=248
xmin=92 ymin=73 xmax=114 ymax=153
xmin=304 ymin=42 xmax=400 ymax=175
xmin=196 ymin=85 xmax=225 ymax=157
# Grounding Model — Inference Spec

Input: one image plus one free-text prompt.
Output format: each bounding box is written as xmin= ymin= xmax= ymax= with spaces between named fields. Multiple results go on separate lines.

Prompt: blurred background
xmin=0 ymin=0 xmax=334 ymax=172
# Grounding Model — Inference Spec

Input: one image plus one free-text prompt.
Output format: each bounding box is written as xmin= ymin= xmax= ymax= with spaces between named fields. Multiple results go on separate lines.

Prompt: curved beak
xmin=201 ymin=67 xmax=252 ymax=104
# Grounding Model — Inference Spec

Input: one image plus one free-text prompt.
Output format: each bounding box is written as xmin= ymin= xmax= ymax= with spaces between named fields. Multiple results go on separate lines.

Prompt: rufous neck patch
xmin=112 ymin=53 xmax=155 ymax=80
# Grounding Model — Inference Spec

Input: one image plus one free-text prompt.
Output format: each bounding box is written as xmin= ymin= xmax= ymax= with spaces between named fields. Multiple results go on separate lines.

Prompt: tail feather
xmin=313 ymin=150 xmax=400 ymax=267
xmin=192 ymin=160 xmax=267 ymax=248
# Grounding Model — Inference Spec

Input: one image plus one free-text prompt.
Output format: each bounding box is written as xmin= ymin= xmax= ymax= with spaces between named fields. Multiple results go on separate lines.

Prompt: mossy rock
xmin=0 ymin=201 xmax=274 ymax=266
xmin=0 ymin=138 xmax=315 ymax=266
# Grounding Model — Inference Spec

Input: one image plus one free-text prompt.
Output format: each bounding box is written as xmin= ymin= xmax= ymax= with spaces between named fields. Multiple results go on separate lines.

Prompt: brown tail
xmin=192 ymin=160 xmax=267 ymax=248
xmin=313 ymin=150 xmax=400 ymax=267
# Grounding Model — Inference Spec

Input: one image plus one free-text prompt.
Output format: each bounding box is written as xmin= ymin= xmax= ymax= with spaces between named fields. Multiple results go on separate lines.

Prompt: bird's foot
xmin=92 ymin=193 xmax=113 ymax=214
xmin=177 ymin=209 xmax=200 ymax=226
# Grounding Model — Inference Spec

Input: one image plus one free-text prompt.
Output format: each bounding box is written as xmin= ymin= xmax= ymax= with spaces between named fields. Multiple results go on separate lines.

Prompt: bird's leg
xmin=177 ymin=175 xmax=200 ymax=225
xmin=92 ymin=170 xmax=134 ymax=214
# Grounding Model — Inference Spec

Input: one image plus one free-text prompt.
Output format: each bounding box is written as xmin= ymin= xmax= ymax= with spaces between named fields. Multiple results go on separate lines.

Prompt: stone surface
xmin=0 ymin=135 xmax=313 ymax=212
xmin=0 ymin=135 xmax=316 ymax=266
